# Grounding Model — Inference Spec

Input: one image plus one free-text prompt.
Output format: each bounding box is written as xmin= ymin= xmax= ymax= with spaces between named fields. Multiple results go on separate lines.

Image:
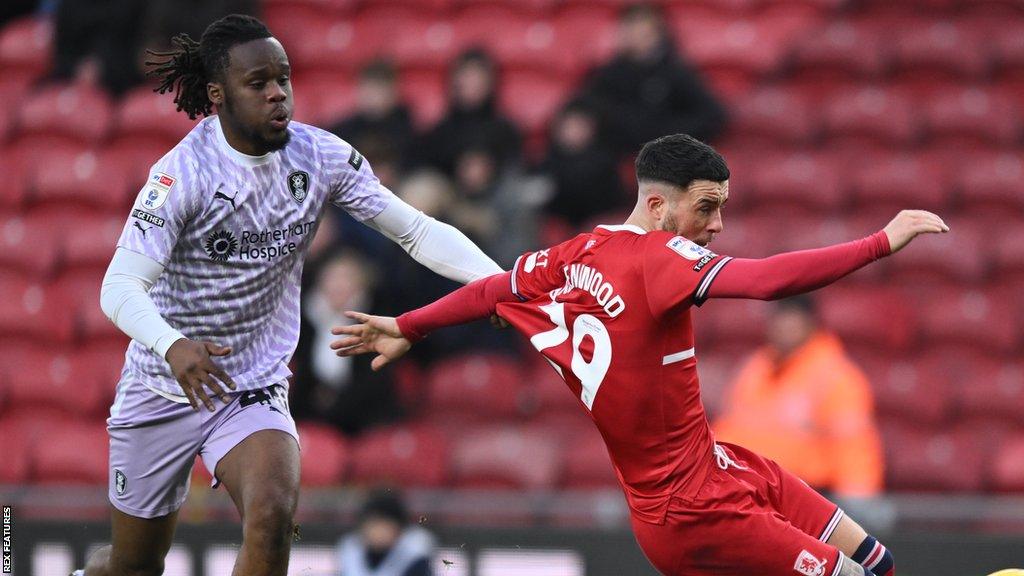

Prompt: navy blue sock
xmin=852 ymin=536 xmax=894 ymax=576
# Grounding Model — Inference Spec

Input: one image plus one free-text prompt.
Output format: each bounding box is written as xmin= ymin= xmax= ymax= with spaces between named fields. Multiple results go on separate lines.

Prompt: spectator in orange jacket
xmin=713 ymin=296 xmax=884 ymax=498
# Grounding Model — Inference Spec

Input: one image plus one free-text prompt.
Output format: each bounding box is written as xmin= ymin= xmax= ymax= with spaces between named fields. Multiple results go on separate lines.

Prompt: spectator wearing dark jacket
xmin=417 ymin=48 xmax=521 ymax=175
xmin=584 ymin=3 xmax=727 ymax=155
xmin=329 ymin=59 xmax=415 ymax=166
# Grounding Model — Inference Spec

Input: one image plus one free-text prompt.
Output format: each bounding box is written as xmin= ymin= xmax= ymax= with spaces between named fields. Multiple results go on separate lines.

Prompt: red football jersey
xmin=496 ymin=224 xmax=733 ymax=523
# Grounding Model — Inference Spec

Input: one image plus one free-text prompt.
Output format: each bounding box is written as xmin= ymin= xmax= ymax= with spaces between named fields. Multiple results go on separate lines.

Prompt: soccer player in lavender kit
xmin=74 ymin=15 xmax=502 ymax=576
xmin=333 ymin=135 xmax=950 ymax=576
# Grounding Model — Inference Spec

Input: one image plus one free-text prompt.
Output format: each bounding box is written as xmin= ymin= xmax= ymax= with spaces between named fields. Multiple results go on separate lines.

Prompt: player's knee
xmin=108 ymin=554 xmax=164 ymax=576
xmin=243 ymin=492 xmax=296 ymax=549
xmin=851 ymin=535 xmax=894 ymax=576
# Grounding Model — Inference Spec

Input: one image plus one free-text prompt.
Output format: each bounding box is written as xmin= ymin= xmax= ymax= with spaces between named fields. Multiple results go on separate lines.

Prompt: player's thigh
xmin=107 ymin=506 xmax=178 ymax=573
xmin=216 ymin=429 xmax=300 ymax=523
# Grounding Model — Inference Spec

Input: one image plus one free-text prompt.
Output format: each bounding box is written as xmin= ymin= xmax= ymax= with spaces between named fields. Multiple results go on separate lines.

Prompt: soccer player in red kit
xmin=331 ymin=135 xmax=948 ymax=576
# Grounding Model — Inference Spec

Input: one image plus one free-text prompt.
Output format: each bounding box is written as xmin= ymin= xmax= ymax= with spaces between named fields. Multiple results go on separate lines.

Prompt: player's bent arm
xmin=99 ymin=247 xmax=185 ymax=358
xmin=365 ymin=196 xmax=503 ymax=284
xmin=705 ymin=232 xmax=891 ymax=301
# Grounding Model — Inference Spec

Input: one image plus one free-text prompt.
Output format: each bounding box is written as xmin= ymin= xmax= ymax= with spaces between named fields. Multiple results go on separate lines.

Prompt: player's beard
xmin=221 ymin=98 xmax=291 ymax=153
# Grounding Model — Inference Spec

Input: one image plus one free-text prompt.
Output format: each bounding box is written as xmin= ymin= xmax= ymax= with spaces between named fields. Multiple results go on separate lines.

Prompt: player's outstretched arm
xmin=707 ymin=210 xmax=948 ymax=301
xmin=329 ymin=271 xmax=517 ymax=370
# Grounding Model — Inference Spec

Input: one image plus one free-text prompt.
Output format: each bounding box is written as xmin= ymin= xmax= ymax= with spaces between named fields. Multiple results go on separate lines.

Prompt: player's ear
xmin=646 ymin=193 xmax=665 ymax=220
xmin=208 ymin=82 xmax=224 ymax=107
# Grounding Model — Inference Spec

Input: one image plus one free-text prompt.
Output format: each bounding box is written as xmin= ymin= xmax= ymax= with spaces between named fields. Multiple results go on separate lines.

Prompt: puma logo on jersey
xmin=133 ymin=222 xmax=151 ymax=237
xmin=214 ymin=190 xmax=238 ymax=210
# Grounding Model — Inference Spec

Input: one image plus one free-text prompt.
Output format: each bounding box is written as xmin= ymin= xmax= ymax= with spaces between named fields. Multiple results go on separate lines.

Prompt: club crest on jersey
xmin=793 ymin=550 xmax=827 ymax=576
xmin=667 ymin=236 xmax=715 ymax=261
xmin=287 ymin=171 xmax=309 ymax=204
xmin=114 ymin=469 xmax=127 ymax=495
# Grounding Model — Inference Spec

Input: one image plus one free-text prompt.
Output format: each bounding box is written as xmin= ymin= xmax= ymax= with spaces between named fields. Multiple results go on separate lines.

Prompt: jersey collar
xmin=596 ymin=224 xmax=649 ymax=234
xmin=213 ymin=116 xmax=276 ymax=167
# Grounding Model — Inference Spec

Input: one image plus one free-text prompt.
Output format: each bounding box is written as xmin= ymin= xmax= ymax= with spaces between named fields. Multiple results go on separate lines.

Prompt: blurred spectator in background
xmin=449 ymin=143 xmax=549 ymax=268
xmin=538 ymin=98 xmax=627 ymax=229
xmin=713 ymin=296 xmax=884 ymax=499
xmin=293 ymin=250 xmax=402 ymax=436
xmin=583 ymin=3 xmax=727 ymax=155
xmin=49 ymin=0 xmax=257 ymax=96
xmin=417 ymin=48 xmax=521 ymax=175
xmin=338 ymin=488 xmax=435 ymax=576
xmin=330 ymin=59 xmax=415 ymax=167
xmin=1 ymin=0 xmax=35 ymax=26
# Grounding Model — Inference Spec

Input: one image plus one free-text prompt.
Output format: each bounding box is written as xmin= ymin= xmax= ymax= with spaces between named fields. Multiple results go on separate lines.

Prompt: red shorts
xmin=631 ymin=442 xmax=845 ymax=576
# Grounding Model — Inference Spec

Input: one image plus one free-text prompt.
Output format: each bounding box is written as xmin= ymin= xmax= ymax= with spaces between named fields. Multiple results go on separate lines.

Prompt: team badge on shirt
xmin=287 ymin=171 xmax=309 ymax=204
xmin=140 ymin=172 xmax=175 ymax=210
xmin=114 ymin=469 xmax=127 ymax=495
xmin=667 ymin=236 xmax=715 ymax=261
xmin=793 ymin=550 xmax=827 ymax=576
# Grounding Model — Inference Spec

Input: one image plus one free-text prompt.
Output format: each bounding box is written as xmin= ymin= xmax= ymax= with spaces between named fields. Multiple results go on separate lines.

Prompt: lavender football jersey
xmin=116 ymin=116 xmax=390 ymax=399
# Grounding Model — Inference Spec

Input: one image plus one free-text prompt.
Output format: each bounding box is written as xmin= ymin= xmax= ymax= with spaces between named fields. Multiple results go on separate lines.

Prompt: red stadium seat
xmin=499 ymin=71 xmax=570 ymax=136
xmin=525 ymin=360 xmax=584 ymax=419
xmin=958 ymin=151 xmax=1024 ymax=215
xmin=0 ymin=216 xmax=60 ymax=277
xmin=0 ymin=17 xmax=53 ymax=80
xmin=705 ymin=212 xmax=783 ymax=259
xmin=993 ymin=224 xmax=1024 ymax=283
xmin=33 ymin=418 xmax=109 ymax=484
xmin=728 ymin=88 xmax=820 ymax=145
xmin=887 ymin=218 xmax=987 ymax=283
xmin=280 ymin=15 xmax=384 ymax=73
xmin=856 ymin=355 xmax=951 ymax=425
xmin=818 ymin=286 xmax=916 ymax=351
xmin=550 ymin=6 xmax=617 ymax=73
xmin=28 ymin=150 xmax=133 ymax=211
xmin=291 ymin=72 xmax=356 ymax=126
xmin=457 ymin=0 xmax=560 ymax=15
xmin=349 ymin=425 xmax=450 ymax=487
xmin=851 ymin=152 xmax=951 ymax=212
xmin=427 ymin=353 xmax=528 ymax=421
xmin=112 ymin=87 xmax=199 ymax=146
xmin=789 ymin=21 xmax=889 ymax=80
xmin=922 ymin=88 xmax=1021 ymax=147
xmin=823 ymin=87 xmax=921 ymax=146
xmin=882 ymin=421 xmax=987 ymax=492
xmin=296 ymin=423 xmax=350 ymax=486
xmin=99 ymin=138 xmax=173 ymax=184
xmin=991 ymin=433 xmax=1024 ymax=493
xmin=59 ymin=213 xmax=123 ymax=272
xmin=746 ymin=151 xmax=847 ymax=213
xmin=15 ymin=82 xmax=113 ymax=145
xmin=561 ymin=426 xmax=618 ymax=488
xmin=451 ymin=8 xmax=573 ymax=73
xmin=381 ymin=17 xmax=458 ymax=70
xmin=0 ymin=416 xmax=32 ymax=483
xmin=917 ymin=287 xmax=1018 ymax=353
xmin=890 ymin=22 xmax=991 ymax=84
xmin=1 ymin=345 xmax=109 ymax=417
xmin=991 ymin=23 xmax=1024 ymax=80
xmin=399 ymin=69 xmax=447 ymax=129
xmin=675 ymin=15 xmax=801 ymax=76
xmin=0 ymin=150 xmax=29 ymax=210
xmin=55 ymin=269 xmax=127 ymax=345
xmin=451 ymin=424 xmax=562 ymax=489
xmin=692 ymin=298 xmax=772 ymax=350
xmin=957 ymin=360 xmax=1024 ymax=425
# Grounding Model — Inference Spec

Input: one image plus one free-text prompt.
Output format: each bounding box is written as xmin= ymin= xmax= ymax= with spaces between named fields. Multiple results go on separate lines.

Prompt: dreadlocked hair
xmin=146 ymin=14 xmax=272 ymax=120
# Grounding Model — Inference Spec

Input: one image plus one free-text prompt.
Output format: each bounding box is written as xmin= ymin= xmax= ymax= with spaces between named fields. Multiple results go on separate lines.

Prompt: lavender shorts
xmin=106 ymin=375 xmax=299 ymax=519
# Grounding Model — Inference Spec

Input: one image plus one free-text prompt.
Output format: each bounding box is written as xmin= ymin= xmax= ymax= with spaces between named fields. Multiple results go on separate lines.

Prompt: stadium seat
xmin=692 ymin=298 xmax=772 ymax=350
xmin=823 ymin=87 xmax=921 ymax=146
xmin=399 ymin=69 xmax=447 ymax=129
xmin=426 ymin=353 xmax=529 ymax=421
xmin=955 ymin=359 xmax=1024 ymax=425
xmin=58 ymin=213 xmax=122 ymax=272
xmin=788 ymin=21 xmax=889 ymax=80
xmin=451 ymin=8 xmax=572 ymax=73
xmin=0 ymin=216 xmax=60 ymax=277
xmin=296 ymin=423 xmax=350 ymax=486
xmin=675 ymin=15 xmax=800 ymax=77
xmin=887 ymin=218 xmax=987 ymax=283
xmin=0 ymin=149 xmax=29 ymax=210
xmin=857 ymin=355 xmax=951 ymax=425
xmin=291 ymin=72 xmax=356 ymax=126
xmin=0 ymin=17 xmax=53 ymax=80
xmin=54 ymin=269 xmax=126 ymax=345
xmin=922 ymin=88 xmax=1022 ymax=147
xmin=112 ymin=87 xmax=199 ymax=147
xmin=993 ymin=224 xmax=1024 ymax=283
xmin=1 ymin=344 xmax=109 ymax=417
xmin=0 ymin=416 xmax=31 ymax=483
xmin=882 ymin=421 xmax=987 ymax=492
xmin=991 ymin=23 xmax=1024 ymax=80
xmin=380 ymin=17 xmax=458 ymax=70
xmin=890 ymin=22 xmax=990 ymax=85
xmin=525 ymin=360 xmax=583 ymax=418
xmin=549 ymin=6 xmax=617 ymax=73
xmin=349 ymin=425 xmax=450 ymax=487
xmin=33 ymin=418 xmax=109 ymax=484
xmin=279 ymin=14 xmax=385 ymax=73
xmin=958 ymin=151 xmax=1024 ymax=214
xmin=561 ymin=426 xmax=618 ymax=488
xmin=28 ymin=150 xmax=133 ymax=211
xmin=818 ymin=286 xmax=916 ymax=351
xmin=14 ymin=82 xmax=113 ymax=145
xmin=991 ymin=433 xmax=1024 ymax=493
xmin=727 ymin=88 xmax=820 ymax=145
xmin=746 ymin=151 xmax=847 ymax=213
xmin=451 ymin=424 xmax=562 ymax=489
xmin=917 ymin=287 xmax=1018 ymax=353
xmin=457 ymin=0 xmax=560 ymax=15
xmin=99 ymin=138 xmax=174 ymax=183
xmin=851 ymin=152 xmax=950 ymax=212
xmin=498 ymin=71 xmax=570 ymax=136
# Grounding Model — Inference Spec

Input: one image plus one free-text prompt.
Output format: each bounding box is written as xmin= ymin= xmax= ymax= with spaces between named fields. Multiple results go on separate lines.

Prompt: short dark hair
xmin=360 ymin=58 xmax=398 ymax=84
xmin=620 ymin=3 xmax=666 ymax=24
xmin=634 ymin=134 xmax=730 ymax=190
xmin=358 ymin=488 xmax=409 ymax=525
xmin=146 ymin=14 xmax=273 ymax=119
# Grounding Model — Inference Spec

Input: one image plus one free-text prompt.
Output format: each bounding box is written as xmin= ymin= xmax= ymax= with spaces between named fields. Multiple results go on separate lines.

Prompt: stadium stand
xmin=0 ymin=0 xmax=1021 ymax=495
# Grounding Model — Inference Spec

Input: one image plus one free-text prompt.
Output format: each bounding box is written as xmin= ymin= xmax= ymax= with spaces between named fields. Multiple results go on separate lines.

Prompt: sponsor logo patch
xmin=348 ymin=148 xmax=364 ymax=171
xmin=524 ymin=249 xmax=549 ymax=273
xmin=692 ymin=253 xmax=715 ymax=272
xmin=204 ymin=230 xmax=239 ymax=261
xmin=287 ymin=171 xmax=309 ymax=204
xmin=793 ymin=550 xmax=827 ymax=576
xmin=131 ymin=208 xmax=165 ymax=227
xmin=114 ymin=469 xmax=127 ymax=495
xmin=667 ymin=236 xmax=715 ymax=261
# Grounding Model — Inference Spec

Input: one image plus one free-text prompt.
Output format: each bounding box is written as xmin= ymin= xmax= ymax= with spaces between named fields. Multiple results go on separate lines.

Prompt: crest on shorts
xmin=115 ymin=469 xmax=127 ymax=495
xmin=793 ymin=550 xmax=827 ymax=576
xmin=287 ymin=171 xmax=309 ymax=204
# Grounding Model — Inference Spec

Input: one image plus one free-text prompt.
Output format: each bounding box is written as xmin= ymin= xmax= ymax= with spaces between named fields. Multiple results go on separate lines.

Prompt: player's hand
xmin=165 ymin=338 xmax=236 ymax=411
xmin=330 ymin=312 xmax=411 ymax=372
xmin=882 ymin=210 xmax=949 ymax=254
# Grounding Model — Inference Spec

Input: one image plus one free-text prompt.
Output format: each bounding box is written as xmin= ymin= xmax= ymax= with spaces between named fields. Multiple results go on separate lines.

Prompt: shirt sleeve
xmin=324 ymin=133 xmax=392 ymax=222
xmin=643 ymin=233 xmax=732 ymax=317
xmin=116 ymin=149 xmax=204 ymax=267
xmin=508 ymin=237 xmax=580 ymax=302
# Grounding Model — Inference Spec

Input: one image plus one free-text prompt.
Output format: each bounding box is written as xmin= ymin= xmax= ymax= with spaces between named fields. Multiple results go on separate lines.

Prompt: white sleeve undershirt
xmin=364 ymin=195 xmax=504 ymax=284
xmin=99 ymin=248 xmax=185 ymax=359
